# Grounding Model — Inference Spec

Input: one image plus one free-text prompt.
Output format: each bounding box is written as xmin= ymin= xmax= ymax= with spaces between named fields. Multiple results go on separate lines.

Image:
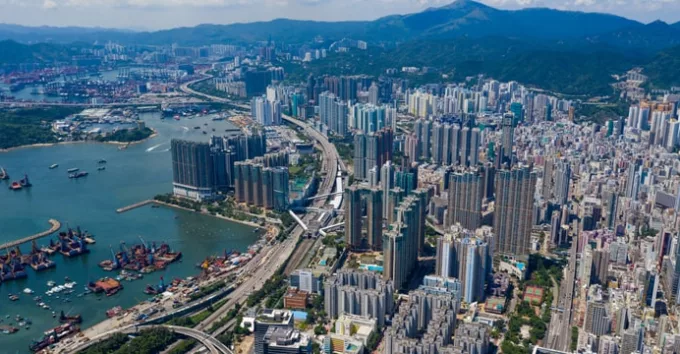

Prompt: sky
xmin=0 ymin=0 xmax=679 ymax=30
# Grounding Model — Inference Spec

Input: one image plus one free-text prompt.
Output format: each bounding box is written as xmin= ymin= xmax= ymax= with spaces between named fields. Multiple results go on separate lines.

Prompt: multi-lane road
xmin=60 ymin=74 xmax=345 ymax=353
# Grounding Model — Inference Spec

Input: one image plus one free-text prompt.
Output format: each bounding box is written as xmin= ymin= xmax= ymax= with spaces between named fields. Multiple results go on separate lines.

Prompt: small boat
xmin=97 ymin=159 xmax=107 ymax=164
xmin=47 ymin=280 xmax=56 ymax=287
xmin=9 ymin=181 xmax=22 ymax=190
xmin=0 ymin=166 xmax=8 ymax=180
xmin=67 ymin=168 xmax=79 ymax=173
xmin=97 ymin=166 xmax=106 ymax=171
xmin=49 ymin=164 xmax=59 ymax=169
xmin=8 ymin=294 xmax=19 ymax=301
xmin=23 ymin=288 xmax=34 ymax=294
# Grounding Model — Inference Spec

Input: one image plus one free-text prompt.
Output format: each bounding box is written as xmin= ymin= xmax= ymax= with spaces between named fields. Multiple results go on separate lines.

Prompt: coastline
xmin=0 ymin=128 xmax=158 ymax=153
xmin=151 ymin=199 xmax=263 ymax=228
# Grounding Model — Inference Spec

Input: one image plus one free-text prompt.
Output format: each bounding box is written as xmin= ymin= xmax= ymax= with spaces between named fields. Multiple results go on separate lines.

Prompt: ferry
xmin=67 ymin=168 xmax=79 ymax=173
xmin=49 ymin=164 xmax=59 ymax=169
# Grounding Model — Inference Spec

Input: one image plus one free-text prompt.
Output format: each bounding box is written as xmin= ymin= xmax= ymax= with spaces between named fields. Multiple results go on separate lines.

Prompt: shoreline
xmin=0 ymin=128 xmax=158 ymax=153
xmin=151 ymin=199 xmax=262 ymax=228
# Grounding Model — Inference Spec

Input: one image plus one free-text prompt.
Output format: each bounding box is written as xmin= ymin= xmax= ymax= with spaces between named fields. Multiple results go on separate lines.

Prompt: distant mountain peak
xmin=439 ymin=0 xmax=491 ymax=10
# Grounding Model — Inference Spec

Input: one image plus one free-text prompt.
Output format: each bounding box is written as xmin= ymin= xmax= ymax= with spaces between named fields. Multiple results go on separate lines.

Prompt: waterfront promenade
xmin=0 ymin=219 xmax=60 ymax=249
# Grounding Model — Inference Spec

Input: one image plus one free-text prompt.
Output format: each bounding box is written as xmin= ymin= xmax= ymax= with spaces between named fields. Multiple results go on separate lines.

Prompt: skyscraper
xmin=554 ymin=159 xmax=571 ymax=205
xmin=353 ymin=129 xmax=393 ymax=181
xmin=171 ymin=139 xmax=215 ymax=201
xmin=380 ymin=161 xmax=395 ymax=219
xmin=494 ymin=166 xmax=537 ymax=257
xmin=446 ymin=168 xmax=484 ymax=230
xmin=344 ymin=185 xmax=363 ymax=251
xmin=499 ymin=113 xmax=515 ymax=168
xmin=366 ymin=188 xmax=383 ymax=250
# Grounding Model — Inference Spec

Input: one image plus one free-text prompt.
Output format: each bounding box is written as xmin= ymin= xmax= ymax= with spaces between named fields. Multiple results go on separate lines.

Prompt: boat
xmin=47 ymin=280 xmax=56 ymax=287
xmin=9 ymin=181 xmax=22 ymax=190
xmin=97 ymin=159 xmax=107 ymax=164
xmin=67 ymin=168 xmax=79 ymax=173
xmin=20 ymin=174 xmax=32 ymax=187
xmin=28 ymin=323 xmax=79 ymax=352
xmin=97 ymin=166 xmax=106 ymax=171
xmin=69 ymin=171 xmax=89 ymax=179
xmin=8 ymin=294 xmax=19 ymax=301
xmin=0 ymin=166 xmax=8 ymax=180
xmin=49 ymin=164 xmax=59 ymax=169
xmin=106 ymin=306 xmax=123 ymax=318
xmin=23 ymin=288 xmax=34 ymax=294
xmin=58 ymin=311 xmax=82 ymax=324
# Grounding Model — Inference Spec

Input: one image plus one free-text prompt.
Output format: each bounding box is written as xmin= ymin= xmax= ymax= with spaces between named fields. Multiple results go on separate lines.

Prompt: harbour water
xmin=0 ymin=112 xmax=258 ymax=353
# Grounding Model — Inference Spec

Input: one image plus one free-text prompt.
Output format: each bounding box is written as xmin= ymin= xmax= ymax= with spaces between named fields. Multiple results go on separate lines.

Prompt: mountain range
xmin=1 ymin=0 xmax=679 ymax=51
xmin=1 ymin=0 xmax=679 ymax=94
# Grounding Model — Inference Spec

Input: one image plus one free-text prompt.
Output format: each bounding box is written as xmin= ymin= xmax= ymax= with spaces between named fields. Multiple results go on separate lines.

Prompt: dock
xmin=116 ymin=200 xmax=154 ymax=213
xmin=0 ymin=219 xmax=61 ymax=249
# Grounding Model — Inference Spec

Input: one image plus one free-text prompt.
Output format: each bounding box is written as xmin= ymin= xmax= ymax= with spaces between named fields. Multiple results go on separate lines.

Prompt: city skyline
xmin=0 ymin=0 xmax=679 ymax=30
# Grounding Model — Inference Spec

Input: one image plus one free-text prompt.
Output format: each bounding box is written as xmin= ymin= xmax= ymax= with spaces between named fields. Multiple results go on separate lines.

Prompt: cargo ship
xmin=0 ymin=257 xmax=28 ymax=282
xmin=99 ymin=237 xmax=182 ymax=274
xmin=29 ymin=323 xmax=79 ymax=352
xmin=28 ymin=241 xmax=56 ymax=271
xmin=57 ymin=229 xmax=90 ymax=257
xmin=87 ymin=277 xmax=123 ymax=296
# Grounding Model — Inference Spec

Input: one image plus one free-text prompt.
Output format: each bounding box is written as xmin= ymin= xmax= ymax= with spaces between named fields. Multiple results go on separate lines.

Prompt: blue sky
xmin=0 ymin=0 xmax=678 ymax=30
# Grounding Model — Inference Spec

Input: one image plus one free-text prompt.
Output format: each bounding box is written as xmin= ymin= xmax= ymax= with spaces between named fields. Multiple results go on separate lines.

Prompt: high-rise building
xmin=384 ymin=192 xmax=427 ymax=289
xmin=251 ymin=95 xmax=282 ymax=126
xmin=171 ymin=139 xmax=215 ymax=201
xmin=494 ymin=167 xmax=537 ymax=257
xmin=383 ymin=290 xmax=459 ymax=354
xmin=584 ymin=301 xmax=610 ymax=335
xmin=510 ymin=102 xmax=523 ymax=123
xmin=446 ymin=168 xmax=484 ymax=230
xmin=499 ymin=113 xmax=515 ymax=168
xmin=455 ymin=235 xmax=490 ymax=303
xmin=453 ymin=323 xmax=490 ymax=354
xmin=353 ymin=129 xmax=393 ymax=181
xmin=380 ymin=161 xmax=395 ymax=219
xmin=234 ymin=160 xmax=289 ymax=211
xmin=324 ymin=270 xmax=394 ymax=327
xmin=554 ymin=159 xmax=571 ymax=205
xmin=344 ymin=185 xmax=383 ymax=251
xmin=345 ymin=185 xmax=363 ymax=250
xmin=319 ymin=92 xmax=349 ymax=136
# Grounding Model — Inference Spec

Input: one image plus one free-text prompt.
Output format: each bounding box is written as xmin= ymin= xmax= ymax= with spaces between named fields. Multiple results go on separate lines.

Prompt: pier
xmin=116 ymin=199 xmax=154 ymax=213
xmin=0 ymin=219 xmax=61 ymax=249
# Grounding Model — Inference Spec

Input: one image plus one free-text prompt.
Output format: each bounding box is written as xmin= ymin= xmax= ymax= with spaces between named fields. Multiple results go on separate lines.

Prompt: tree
xmin=314 ymin=324 xmax=327 ymax=335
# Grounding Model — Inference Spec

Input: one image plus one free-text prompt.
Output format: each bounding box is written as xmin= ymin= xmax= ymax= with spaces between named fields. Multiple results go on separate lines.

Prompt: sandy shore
xmin=0 ymin=128 xmax=158 ymax=153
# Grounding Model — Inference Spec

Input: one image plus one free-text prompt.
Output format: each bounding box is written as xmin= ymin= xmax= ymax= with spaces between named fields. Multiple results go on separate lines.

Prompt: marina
xmin=0 ymin=112 xmax=262 ymax=353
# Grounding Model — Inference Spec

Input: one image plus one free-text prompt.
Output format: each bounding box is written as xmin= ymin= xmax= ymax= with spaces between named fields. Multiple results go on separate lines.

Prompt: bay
xmin=0 ymin=111 xmax=258 ymax=353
